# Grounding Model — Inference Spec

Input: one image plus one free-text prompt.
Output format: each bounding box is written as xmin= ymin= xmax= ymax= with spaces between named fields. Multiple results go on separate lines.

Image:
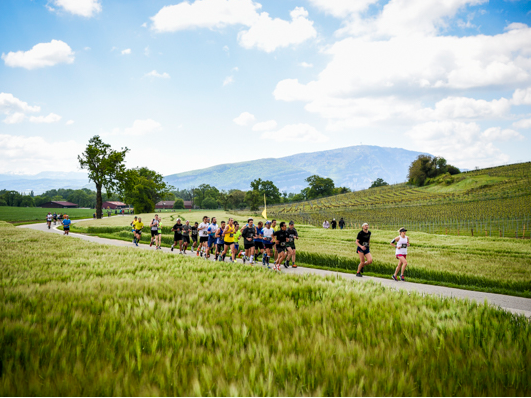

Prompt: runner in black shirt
xmin=339 ymin=218 xmax=345 ymax=229
xmin=191 ymin=222 xmax=198 ymax=252
xmin=331 ymin=219 xmax=337 ymax=229
xmin=171 ymin=219 xmax=183 ymax=253
xmin=285 ymin=221 xmax=299 ymax=268
xmin=356 ymin=222 xmax=373 ymax=277
xmin=273 ymin=222 xmax=289 ymax=271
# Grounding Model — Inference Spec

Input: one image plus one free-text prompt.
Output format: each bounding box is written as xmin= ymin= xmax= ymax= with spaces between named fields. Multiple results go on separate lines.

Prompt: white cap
xmin=362 ymin=223 xmax=369 ymax=227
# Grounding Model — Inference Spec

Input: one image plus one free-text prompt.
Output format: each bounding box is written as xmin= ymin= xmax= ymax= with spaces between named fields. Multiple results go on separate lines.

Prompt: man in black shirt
xmin=191 ymin=222 xmax=198 ymax=252
xmin=273 ymin=222 xmax=289 ymax=271
xmin=171 ymin=218 xmax=183 ymax=253
xmin=356 ymin=222 xmax=373 ymax=277
xmin=241 ymin=218 xmax=257 ymax=264
xmin=331 ymin=219 xmax=337 ymax=229
xmin=339 ymin=218 xmax=345 ymax=229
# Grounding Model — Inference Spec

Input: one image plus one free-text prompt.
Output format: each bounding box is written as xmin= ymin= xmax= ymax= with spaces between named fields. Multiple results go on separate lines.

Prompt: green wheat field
xmin=1 ymin=221 xmax=530 ymax=396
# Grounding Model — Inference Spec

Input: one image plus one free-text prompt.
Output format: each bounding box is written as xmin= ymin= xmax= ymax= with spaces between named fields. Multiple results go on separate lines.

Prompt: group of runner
xmin=129 ymin=213 xmax=409 ymax=279
xmin=45 ymin=212 xmax=71 ymax=235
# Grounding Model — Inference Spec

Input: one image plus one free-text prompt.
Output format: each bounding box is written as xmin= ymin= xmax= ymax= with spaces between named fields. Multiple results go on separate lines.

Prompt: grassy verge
xmin=1 ymin=221 xmax=530 ymax=395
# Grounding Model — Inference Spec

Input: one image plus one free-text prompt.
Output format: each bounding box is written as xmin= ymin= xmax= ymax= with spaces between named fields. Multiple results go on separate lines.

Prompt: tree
xmin=173 ymin=198 xmax=185 ymax=209
xmin=305 ymin=175 xmax=335 ymax=199
xmin=245 ymin=190 xmax=261 ymax=211
xmin=78 ymin=136 xmax=129 ymax=218
xmin=121 ymin=167 xmax=170 ymax=214
xmin=249 ymin=178 xmax=281 ymax=205
xmin=408 ymin=155 xmax=460 ymax=186
xmin=228 ymin=189 xmax=246 ymax=209
xmin=202 ymin=197 xmax=218 ymax=209
xmin=370 ymin=178 xmax=389 ymax=188
xmin=0 ymin=198 xmax=6 ymax=207
xmin=34 ymin=195 xmax=51 ymax=207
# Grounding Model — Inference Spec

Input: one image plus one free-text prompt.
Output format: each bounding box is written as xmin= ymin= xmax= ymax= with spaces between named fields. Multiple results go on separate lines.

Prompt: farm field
xmin=0 ymin=206 xmax=96 ymax=224
xmin=266 ymin=162 xmax=531 ymax=238
xmin=1 ymin=221 xmax=530 ymax=395
xmin=69 ymin=213 xmax=531 ymax=297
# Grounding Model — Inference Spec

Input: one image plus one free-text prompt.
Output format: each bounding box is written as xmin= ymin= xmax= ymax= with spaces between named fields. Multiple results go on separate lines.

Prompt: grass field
xmin=69 ymin=212 xmax=531 ymax=297
xmin=0 ymin=221 xmax=529 ymax=395
xmin=0 ymin=206 xmax=96 ymax=224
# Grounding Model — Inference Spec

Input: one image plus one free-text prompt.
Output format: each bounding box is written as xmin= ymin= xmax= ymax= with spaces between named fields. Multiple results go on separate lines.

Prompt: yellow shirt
xmin=224 ymin=225 xmax=235 ymax=243
xmin=273 ymin=225 xmax=279 ymax=232
xmin=134 ymin=221 xmax=144 ymax=231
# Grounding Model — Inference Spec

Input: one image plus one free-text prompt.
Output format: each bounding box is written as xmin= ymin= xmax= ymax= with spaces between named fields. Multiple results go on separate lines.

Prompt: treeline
xmin=408 ymin=155 xmax=460 ymax=186
xmin=0 ymin=188 xmax=122 ymax=208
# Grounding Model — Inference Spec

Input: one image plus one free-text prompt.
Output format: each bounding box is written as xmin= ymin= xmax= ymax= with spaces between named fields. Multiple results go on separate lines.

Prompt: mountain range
xmin=0 ymin=146 xmax=428 ymax=194
xmin=163 ymin=145 xmax=428 ymax=192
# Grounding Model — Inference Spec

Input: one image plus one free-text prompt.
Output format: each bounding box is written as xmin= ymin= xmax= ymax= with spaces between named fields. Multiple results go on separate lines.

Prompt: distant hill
xmin=0 ymin=172 xmax=91 ymax=194
xmin=164 ymin=145 xmax=429 ymax=192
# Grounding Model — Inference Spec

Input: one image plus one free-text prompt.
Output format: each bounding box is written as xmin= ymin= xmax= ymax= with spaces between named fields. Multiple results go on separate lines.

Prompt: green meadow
xmin=0 ymin=206 xmax=95 ymax=224
xmin=0 ymin=222 xmax=529 ymax=396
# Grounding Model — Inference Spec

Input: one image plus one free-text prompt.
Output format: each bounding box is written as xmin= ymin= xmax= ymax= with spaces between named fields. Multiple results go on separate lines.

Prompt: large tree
xmin=121 ymin=167 xmax=171 ymax=214
xmin=78 ymin=136 xmax=129 ymax=218
xmin=250 ymin=178 xmax=281 ymax=205
xmin=408 ymin=155 xmax=460 ymax=186
xmin=305 ymin=175 xmax=335 ymax=199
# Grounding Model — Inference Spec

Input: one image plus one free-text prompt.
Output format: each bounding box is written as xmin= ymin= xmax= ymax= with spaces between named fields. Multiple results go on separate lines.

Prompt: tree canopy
xmin=121 ymin=167 xmax=171 ymax=214
xmin=305 ymin=175 xmax=335 ymax=199
xmin=370 ymin=178 xmax=389 ymax=188
xmin=408 ymin=155 xmax=460 ymax=186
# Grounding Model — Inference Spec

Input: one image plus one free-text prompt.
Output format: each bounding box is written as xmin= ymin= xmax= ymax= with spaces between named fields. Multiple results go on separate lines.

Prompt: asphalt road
xmin=20 ymin=219 xmax=531 ymax=318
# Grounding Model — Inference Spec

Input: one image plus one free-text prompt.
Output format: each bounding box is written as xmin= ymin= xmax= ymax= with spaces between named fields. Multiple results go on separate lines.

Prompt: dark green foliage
xmin=122 ymin=167 xmax=170 ymax=214
xmin=202 ymin=197 xmax=218 ymax=209
xmin=173 ymin=198 xmax=185 ymax=209
xmin=408 ymin=155 xmax=460 ymax=186
xmin=305 ymin=175 xmax=335 ymax=199
xmin=370 ymin=178 xmax=389 ymax=188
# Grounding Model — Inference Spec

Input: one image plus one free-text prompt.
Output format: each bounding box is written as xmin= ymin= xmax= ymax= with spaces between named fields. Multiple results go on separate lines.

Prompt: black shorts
xmin=174 ymin=233 xmax=182 ymax=241
xmin=357 ymin=247 xmax=370 ymax=255
xmin=182 ymin=236 xmax=190 ymax=244
xmin=135 ymin=230 xmax=142 ymax=235
xmin=151 ymin=230 xmax=158 ymax=237
xmin=224 ymin=242 xmax=234 ymax=248
xmin=264 ymin=243 xmax=273 ymax=249
xmin=63 ymin=227 xmax=70 ymax=231
xmin=200 ymin=236 xmax=208 ymax=243
xmin=254 ymin=241 xmax=264 ymax=250
xmin=244 ymin=241 xmax=255 ymax=250
xmin=276 ymin=244 xmax=286 ymax=253
xmin=287 ymin=245 xmax=295 ymax=251
xmin=217 ymin=243 xmax=224 ymax=251
xmin=192 ymin=235 xmax=198 ymax=242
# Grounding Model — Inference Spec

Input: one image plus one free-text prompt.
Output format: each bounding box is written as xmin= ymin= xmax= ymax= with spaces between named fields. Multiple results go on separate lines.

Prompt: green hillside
xmin=266 ymin=162 xmax=531 ymax=238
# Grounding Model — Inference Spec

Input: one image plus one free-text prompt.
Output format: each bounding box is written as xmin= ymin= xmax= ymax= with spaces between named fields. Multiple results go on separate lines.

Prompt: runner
xmin=331 ymin=218 xmax=337 ymax=229
xmin=53 ymin=212 xmax=57 ymax=225
xmin=271 ymin=219 xmax=279 ymax=261
xmin=197 ymin=216 xmax=210 ymax=258
xmin=59 ymin=213 xmax=64 ymax=223
xmin=356 ymin=222 xmax=372 ymax=277
xmin=254 ymin=221 xmax=264 ymax=263
xmin=46 ymin=212 xmax=53 ymax=229
xmin=240 ymin=218 xmax=256 ymax=264
xmin=62 ymin=214 xmax=71 ymax=235
xmin=391 ymin=228 xmax=409 ymax=281
xmin=190 ymin=222 xmax=199 ymax=252
xmin=171 ymin=218 xmax=183 ymax=253
xmin=273 ymin=222 xmax=289 ymax=271
xmin=181 ymin=220 xmax=191 ymax=254
xmin=149 ymin=214 xmax=160 ymax=248
xmin=220 ymin=218 xmax=236 ymax=262
xmin=233 ymin=222 xmax=241 ymax=260
xmin=133 ymin=217 xmax=144 ymax=246
xmin=130 ymin=216 xmax=138 ymax=243
xmin=262 ymin=221 xmax=274 ymax=267
xmin=285 ymin=221 xmax=299 ymax=268
xmin=207 ymin=217 xmax=218 ymax=257
xmin=215 ymin=221 xmax=226 ymax=261
xmin=339 ymin=218 xmax=345 ymax=230
xmin=156 ymin=216 xmax=163 ymax=250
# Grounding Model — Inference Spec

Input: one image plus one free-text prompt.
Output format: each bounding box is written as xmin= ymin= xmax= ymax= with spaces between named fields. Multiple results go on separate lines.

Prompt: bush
xmin=202 ymin=197 xmax=218 ymax=209
xmin=173 ymin=198 xmax=185 ymax=209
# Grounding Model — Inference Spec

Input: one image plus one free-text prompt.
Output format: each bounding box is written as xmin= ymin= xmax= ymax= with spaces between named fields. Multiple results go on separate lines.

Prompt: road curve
xmin=19 ymin=220 xmax=531 ymax=318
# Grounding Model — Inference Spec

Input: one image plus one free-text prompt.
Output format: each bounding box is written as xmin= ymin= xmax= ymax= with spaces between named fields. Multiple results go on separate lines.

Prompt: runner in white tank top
xmin=391 ymin=227 xmax=409 ymax=281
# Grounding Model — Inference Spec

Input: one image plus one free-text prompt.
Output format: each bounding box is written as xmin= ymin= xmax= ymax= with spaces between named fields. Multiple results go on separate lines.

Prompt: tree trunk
xmin=96 ymin=184 xmax=103 ymax=219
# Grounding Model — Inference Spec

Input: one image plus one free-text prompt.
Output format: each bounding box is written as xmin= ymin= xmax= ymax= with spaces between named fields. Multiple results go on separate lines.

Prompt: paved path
xmin=20 ymin=220 xmax=531 ymax=318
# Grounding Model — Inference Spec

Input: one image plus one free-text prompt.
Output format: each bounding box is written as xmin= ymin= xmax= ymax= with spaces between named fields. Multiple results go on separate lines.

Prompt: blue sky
xmin=1 ymin=0 xmax=530 ymax=176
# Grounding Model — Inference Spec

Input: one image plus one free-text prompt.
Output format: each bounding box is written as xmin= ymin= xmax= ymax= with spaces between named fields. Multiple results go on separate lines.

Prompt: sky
xmin=1 ymin=0 xmax=531 ymax=176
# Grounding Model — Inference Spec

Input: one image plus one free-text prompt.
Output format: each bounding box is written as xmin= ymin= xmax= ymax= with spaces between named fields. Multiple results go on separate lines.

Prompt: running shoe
xmin=356 ymin=273 xmax=362 ymax=277
xmin=171 ymin=245 xmax=174 ymax=252
xmin=135 ymin=242 xmax=139 ymax=247
xmin=292 ymin=264 xmax=297 ymax=268
xmin=401 ymin=275 xmax=405 ymax=281
xmin=196 ymin=251 xmax=199 ymax=256
xmin=150 ymin=241 xmax=153 ymax=247
xmin=392 ymin=275 xmax=398 ymax=281
xmin=284 ymin=260 xmax=289 ymax=268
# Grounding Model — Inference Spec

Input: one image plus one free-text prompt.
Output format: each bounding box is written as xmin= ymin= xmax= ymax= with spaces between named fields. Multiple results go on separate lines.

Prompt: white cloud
xmin=29 ymin=113 xmax=62 ymax=124
xmin=238 ymin=7 xmax=317 ymax=52
xmin=2 ymin=40 xmax=74 ymax=70
xmin=512 ymin=87 xmax=531 ymax=105
xmin=0 ymin=93 xmax=40 ymax=114
xmin=151 ymin=1 xmax=316 ymax=52
xmin=406 ymin=121 xmax=523 ymax=167
xmin=121 ymin=48 xmax=131 ymax=55
xmin=338 ymin=0 xmax=487 ymax=38
xmin=233 ymin=112 xmax=256 ymax=126
xmin=124 ymin=119 xmax=162 ymax=136
xmin=420 ymin=96 xmax=511 ymax=120
xmin=0 ymin=134 xmax=83 ymax=174
xmin=3 ymin=113 xmax=25 ymax=124
xmin=262 ymin=123 xmax=328 ymax=143
xmin=299 ymin=62 xmax=313 ymax=68
xmin=232 ymin=66 xmax=239 ymax=72
xmin=144 ymin=46 xmax=150 ymax=56
xmin=223 ymin=45 xmax=230 ymax=52
xmin=66 ymin=120 xmax=75 ymax=125
xmin=223 ymin=76 xmax=234 ymax=86
xmin=52 ymin=0 xmax=102 ymax=17
xmin=145 ymin=70 xmax=171 ymax=79
xmin=513 ymin=118 xmax=531 ymax=129
xmin=141 ymin=22 xmax=147 ymax=28
xmin=150 ymin=0 xmax=261 ymax=32
xmin=252 ymin=120 xmax=277 ymax=131
xmin=307 ymin=0 xmax=379 ymax=18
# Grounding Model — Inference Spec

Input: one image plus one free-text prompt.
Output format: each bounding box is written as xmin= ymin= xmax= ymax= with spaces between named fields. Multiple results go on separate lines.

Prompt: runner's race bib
xmin=401 ymin=244 xmax=408 ymax=248
xmin=363 ymin=242 xmax=369 ymax=247
xmin=280 ymin=242 xmax=285 ymax=246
